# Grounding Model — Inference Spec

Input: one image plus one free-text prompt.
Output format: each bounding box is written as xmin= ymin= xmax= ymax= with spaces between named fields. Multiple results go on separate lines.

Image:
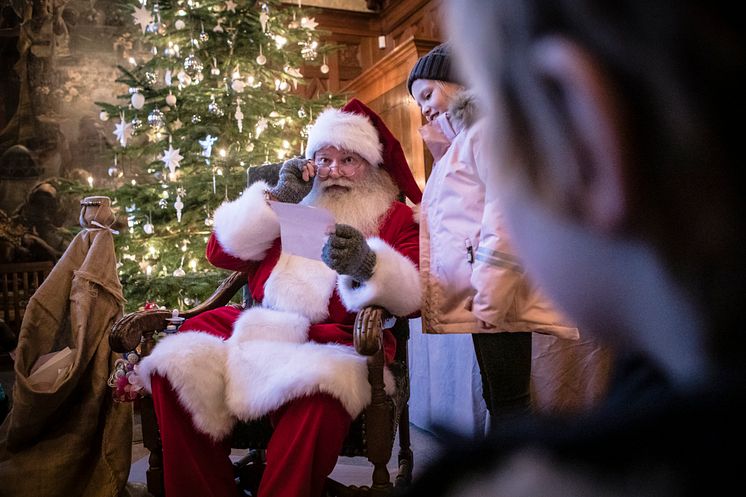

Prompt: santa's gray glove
xmin=270 ymin=157 xmax=313 ymax=203
xmin=322 ymin=224 xmax=377 ymax=282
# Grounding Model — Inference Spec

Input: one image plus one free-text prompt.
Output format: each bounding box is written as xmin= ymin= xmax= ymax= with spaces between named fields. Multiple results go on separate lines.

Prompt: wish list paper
xmin=269 ymin=201 xmax=335 ymax=261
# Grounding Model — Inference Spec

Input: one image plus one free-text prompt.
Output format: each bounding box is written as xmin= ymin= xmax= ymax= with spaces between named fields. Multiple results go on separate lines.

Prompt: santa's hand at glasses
xmin=322 ymin=224 xmax=376 ymax=282
xmin=269 ymin=157 xmax=316 ymax=203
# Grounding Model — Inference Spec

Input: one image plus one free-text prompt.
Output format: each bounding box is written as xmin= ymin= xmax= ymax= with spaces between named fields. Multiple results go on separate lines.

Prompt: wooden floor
xmin=129 ymin=411 xmax=444 ymax=492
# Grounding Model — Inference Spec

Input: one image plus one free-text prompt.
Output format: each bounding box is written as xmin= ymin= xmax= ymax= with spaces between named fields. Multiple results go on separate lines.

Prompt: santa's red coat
xmin=138 ymin=181 xmax=421 ymax=439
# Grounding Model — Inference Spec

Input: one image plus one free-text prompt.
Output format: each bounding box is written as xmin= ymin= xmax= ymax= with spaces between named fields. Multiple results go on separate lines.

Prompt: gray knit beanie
xmin=407 ymin=42 xmax=457 ymax=95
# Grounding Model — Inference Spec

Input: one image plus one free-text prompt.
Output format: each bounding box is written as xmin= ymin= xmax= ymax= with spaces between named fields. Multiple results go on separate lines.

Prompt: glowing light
xmin=87 ymin=176 xmax=94 ymax=187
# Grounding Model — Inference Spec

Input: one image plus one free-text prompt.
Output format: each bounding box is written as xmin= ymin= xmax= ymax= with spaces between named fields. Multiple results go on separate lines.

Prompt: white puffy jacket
xmin=419 ymin=93 xmax=578 ymax=339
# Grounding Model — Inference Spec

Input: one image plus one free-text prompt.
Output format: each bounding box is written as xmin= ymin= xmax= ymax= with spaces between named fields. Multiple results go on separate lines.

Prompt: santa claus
xmin=137 ymin=99 xmax=422 ymax=497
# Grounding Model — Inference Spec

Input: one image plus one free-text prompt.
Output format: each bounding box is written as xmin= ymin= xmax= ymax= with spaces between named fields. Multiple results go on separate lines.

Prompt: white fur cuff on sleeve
xmin=213 ymin=180 xmax=280 ymax=261
xmin=336 ymin=237 xmax=421 ymax=316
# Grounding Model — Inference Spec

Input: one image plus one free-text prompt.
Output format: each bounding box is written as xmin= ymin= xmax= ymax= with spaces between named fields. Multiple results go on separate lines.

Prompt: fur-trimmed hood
xmin=449 ymin=90 xmax=481 ymax=131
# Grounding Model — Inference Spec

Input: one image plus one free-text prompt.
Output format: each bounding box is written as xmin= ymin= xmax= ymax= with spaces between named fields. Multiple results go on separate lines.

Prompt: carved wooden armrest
xmin=109 ymin=271 xmax=248 ymax=353
xmin=353 ymin=306 xmax=390 ymax=357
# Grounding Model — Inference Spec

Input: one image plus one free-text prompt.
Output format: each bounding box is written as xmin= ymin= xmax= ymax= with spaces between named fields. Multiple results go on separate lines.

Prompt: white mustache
xmin=322 ymin=179 xmax=354 ymax=189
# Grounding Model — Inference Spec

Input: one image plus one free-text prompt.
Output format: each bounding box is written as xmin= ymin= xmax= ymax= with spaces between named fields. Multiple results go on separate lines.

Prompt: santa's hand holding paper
xmin=322 ymin=223 xmax=376 ymax=281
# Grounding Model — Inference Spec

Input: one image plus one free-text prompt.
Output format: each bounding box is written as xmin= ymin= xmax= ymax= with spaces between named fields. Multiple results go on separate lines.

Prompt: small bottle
xmin=163 ymin=309 xmax=185 ymax=335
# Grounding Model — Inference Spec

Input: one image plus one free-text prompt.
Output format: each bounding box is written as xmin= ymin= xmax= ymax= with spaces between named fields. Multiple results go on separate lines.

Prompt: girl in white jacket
xmin=409 ymin=43 xmax=602 ymax=429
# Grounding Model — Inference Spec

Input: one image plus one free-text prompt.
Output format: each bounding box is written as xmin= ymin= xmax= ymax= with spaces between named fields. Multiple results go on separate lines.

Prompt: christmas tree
xmin=89 ymin=0 xmax=344 ymax=311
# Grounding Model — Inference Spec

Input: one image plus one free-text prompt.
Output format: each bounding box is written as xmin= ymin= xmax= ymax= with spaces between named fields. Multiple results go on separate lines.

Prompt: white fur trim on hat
xmin=305 ymin=107 xmax=383 ymax=166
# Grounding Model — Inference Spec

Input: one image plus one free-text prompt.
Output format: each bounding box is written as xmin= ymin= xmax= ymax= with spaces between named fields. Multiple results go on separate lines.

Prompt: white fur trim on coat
xmin=305 ymin=107 xmax=383 ymax=166
xmin=337 ymin=237 xmax=421 ymax=316
xmin=262 ymin=253 xmax=337 ymax=323
xmin=137 ymin=332 xmax=235 ymax=440
xmin=213 ymin=180 xmax=279 ymax=261
xmin=225 ymin=339 xmax=395 ymax=421
xmin=227 ymin=307 xmax=310 ymax=345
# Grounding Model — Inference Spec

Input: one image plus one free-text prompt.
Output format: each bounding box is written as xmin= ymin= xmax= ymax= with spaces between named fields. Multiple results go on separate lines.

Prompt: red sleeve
xmin=379 ymin=202 xmax=420 ymax=270
xmin=206 ymin=233 xmax=259 ymax=273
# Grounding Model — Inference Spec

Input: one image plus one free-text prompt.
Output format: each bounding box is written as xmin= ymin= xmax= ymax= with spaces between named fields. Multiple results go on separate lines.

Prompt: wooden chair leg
xmin=365 ymin=350 xmax=394 ymax=496
xmin=395 ymin=406 xmax=413 ymax=488
xmin=139 ymin=395 xmax=165 ymax=497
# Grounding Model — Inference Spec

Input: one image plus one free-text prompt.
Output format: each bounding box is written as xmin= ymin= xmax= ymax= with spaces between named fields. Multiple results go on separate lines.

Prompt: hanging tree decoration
xmin=108 ymin=155 xmax=123 ymax=179
xmin=199 ymin=135 xmax=218 ymax=162
xmin=114 ymin=112 xmax=134 ymax=147
xmin=132 ymin=4 xmax=154 ymax=34
xmin=131 ymin=91 xmax=145 ymax=109
xmin=173 ymin=256 xmax=186 ymax=277
xmin=235 ymin=98 xmax=244 ymax=133
xmin=147 ymin=108 xmax=165 ymax=131
xmin=143 ymin=211 xmax=154 ymax=235
xmin=174 ymin=186 xmax=186 ymax=222
xmin=255 ymin=117 xmax=268 ymax=138
xmin=161 ymin=137 xmax=184 ymax=179
xmin=256 ymin=45 xmax=266 ymax=66
xmin=183 ymin=53 xmax=204 ymax=83
xmin=259 ymin=3 xmax=270 ymax=32
xmin=208 ymin=95 xmax=224 ymax=116
xmin=224 ymin=0 xmax=237 ymax=13
xmin=284 ymin=65 xmax=303 ymax=90
xmin=300 ymin=16 xmax=318 ymax=30
xmin=288 ymin=11 xmax=299 ymax=29
xmin=199 ymin=134 xmax=218 ymax=192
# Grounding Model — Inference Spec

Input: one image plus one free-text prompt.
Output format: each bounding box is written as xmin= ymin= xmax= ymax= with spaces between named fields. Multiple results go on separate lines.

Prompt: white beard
xmin=301 ymin=167 xmax=398 ymax=237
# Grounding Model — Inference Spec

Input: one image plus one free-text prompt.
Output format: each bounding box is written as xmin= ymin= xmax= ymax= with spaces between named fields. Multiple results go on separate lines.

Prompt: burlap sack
xmin=0 ymin=226 xmax=132 ymax=497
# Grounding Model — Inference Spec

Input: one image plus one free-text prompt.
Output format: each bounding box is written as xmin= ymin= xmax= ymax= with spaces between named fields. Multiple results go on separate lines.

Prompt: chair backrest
xmin=0 ymin=261 xmax=54 ymax=336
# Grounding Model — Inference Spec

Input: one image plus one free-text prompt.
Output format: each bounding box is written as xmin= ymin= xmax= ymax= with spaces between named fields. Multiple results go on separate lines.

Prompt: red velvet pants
xmin=149 ymin=310 xmax=353 ymax=497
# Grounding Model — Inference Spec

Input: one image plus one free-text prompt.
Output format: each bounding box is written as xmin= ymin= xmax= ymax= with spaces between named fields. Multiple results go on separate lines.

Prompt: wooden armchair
xmin=109 ymin=270 xmax=414 ymax=497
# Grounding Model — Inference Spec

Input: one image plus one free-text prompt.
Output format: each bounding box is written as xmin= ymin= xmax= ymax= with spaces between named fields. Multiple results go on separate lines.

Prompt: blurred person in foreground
xmin=403 ymin=1 xmax=745 ymax=496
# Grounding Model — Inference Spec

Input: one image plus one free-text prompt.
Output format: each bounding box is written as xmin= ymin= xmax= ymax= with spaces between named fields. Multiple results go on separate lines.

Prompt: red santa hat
xmin=305 ymin=98 xmax=422 ymax=204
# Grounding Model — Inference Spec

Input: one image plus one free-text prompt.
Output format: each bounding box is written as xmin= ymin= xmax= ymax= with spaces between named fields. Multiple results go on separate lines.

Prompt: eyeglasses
xmin=314 ymin=154 xmax=364 ymax=178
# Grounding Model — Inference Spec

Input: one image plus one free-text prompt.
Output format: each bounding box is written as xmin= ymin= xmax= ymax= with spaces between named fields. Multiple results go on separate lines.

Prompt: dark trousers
xmin=472 ymin=332 xmax=532 ymax=428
